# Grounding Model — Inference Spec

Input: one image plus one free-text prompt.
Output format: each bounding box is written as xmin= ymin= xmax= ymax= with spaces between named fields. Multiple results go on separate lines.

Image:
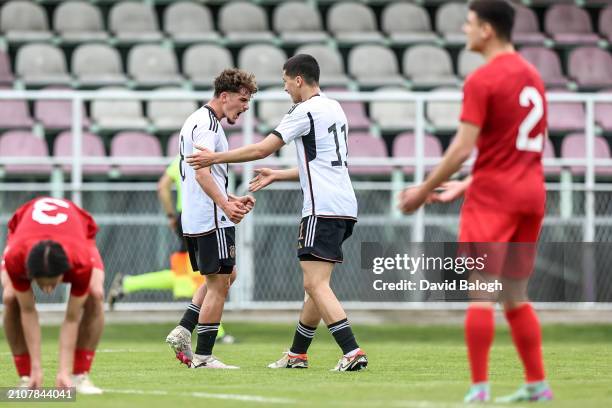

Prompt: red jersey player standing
xmin=399 ymin=0 xmax=553 ymax=403
xmin=1 ymin=197 xmax=105 ymax=394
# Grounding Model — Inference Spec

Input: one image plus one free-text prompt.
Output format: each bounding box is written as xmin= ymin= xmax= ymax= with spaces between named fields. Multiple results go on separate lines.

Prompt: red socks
xmin=505 ymin=304 xmax=546 ymax=382
xmin=13 ymin=353 xmax=31 ymax=377
xmin=73 ymin=349 xmax=96 ymax=375
xmin=465 ymin=307 xmax=495 ymax=384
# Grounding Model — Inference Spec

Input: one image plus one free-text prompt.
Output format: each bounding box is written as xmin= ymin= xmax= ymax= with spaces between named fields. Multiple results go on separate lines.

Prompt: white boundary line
xmin=104 ymin=389 xmax=295 ymax=404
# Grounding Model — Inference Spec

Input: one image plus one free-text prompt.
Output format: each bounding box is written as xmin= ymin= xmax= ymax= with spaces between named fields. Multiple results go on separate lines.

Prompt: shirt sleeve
xmin=460 ymin=73 xmax=489 ymax=128
xmin=192 ymin=127 xmax=217 ymax=153
xmin=75 ymin=206 xmax=99 ymax=240
xmin=3 ymin=245 xmax=31 ymax=292
xmin=273 ymin=106 xmax=311 ymax=144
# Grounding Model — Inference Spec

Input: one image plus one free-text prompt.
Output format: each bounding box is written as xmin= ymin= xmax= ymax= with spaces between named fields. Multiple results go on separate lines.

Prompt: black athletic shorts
xmin=185 ymin=227 xmax=236 ymax=275
xmin=297 ymin=216 xmax=356 ymax=263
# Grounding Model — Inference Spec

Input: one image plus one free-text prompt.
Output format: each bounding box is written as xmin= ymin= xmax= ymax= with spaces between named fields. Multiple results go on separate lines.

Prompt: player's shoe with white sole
xmin=165 ymin=325 xmax=193 ymax=367
xmin=17 ymin=376 xmax=30 ymax=387
xmin=191 ymin=354 xmax=239 ymax=369
xmin=495 ymin=382 xmax=553 ymax=403
xmin=267 ymin=351 xmax=309 ymax=369
xmin=463 ymin=383 xmax=490 ymax=403
xmin=331 ymin=349 xmax=368 ymax=371
xmin=72 ymin=374 xmax=103 ymax=395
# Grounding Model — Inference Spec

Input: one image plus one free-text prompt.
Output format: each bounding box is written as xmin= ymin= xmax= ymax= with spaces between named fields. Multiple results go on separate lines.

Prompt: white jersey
xmin=273 ymin=94 xmax=358 ymax=219
xmin=180 ymin=106 xmax=234 ymax=235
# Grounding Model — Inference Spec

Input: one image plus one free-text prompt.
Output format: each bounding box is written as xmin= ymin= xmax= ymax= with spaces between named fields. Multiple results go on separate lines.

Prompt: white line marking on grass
xmin=391 ymin=401 xmax=525 ymax=408
xmin=104 ymin=389 xmax=295 ymax=404
xmin=97 ymin=349 xmax=158 ymax=353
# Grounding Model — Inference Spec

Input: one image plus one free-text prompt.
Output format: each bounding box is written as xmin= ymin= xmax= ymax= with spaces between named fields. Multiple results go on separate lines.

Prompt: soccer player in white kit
xmin=165 ymin=69 xmax=257 ymax=369
xmin=186 ymin=55 xmax=367 ymax=371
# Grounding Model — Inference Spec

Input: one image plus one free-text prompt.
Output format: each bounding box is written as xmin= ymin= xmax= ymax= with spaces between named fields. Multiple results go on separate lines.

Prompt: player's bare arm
xmin=14 ymin=288 xmax=43 ymax=388
xmin=56 ymin=291 xmax=88 ymax=388
xmin=399 ymin=122 xmax=480 ymax=214
xmin=426 ymin=176 xmax=473 ymax=204
xmin=157 ymin=173 xmax=177 ymax=230
xmin=249 ymin=167 xmax=300 ymax=192
xmin=195 ymin=167 xmax=247 ymax=224
xmin=186 ymin=134 xmax=285 ymax=169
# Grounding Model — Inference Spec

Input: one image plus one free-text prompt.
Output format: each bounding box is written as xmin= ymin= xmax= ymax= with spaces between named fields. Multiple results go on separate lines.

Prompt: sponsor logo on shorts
xmin=229 ymin=245 xmax=236 ymax=258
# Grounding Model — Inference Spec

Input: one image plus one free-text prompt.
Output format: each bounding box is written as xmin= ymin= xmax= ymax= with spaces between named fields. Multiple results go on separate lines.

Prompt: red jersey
xmin=2 ymin=197 xmax=101 ymax=296
xmin=461 ymin=52 xmax=547 ymax=215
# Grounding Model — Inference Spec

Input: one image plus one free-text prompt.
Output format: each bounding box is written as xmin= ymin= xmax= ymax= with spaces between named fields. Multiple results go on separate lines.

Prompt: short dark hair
xmin=469 ymin=0 xmax=515 ymax=42
xmin=213 ymin=68 xmax=258 ymax=98
xmin=283 ymin=54 xmax=320 ymax=85
xmin=27 ymin=240 xmax=70 ymax=279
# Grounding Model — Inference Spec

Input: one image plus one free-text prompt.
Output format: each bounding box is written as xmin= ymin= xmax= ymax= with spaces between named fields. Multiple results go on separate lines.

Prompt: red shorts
xmin=88 ymin=240 xmax=104 ymax=271
xmin=458 ymin=206 xmax=543 ymax=278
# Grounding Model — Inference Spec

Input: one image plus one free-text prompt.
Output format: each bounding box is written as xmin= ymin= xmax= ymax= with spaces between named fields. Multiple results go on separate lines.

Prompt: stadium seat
xmin=91 ymin=87 xmax=149 ymax=131
xmin=273 ymin=2 xmax=328 ymax=45
xmin=53 ymin=131 xmax=110 ymax=175
xmin=53 ymin=1 xmax=108 ymax=43
xmin=370 ymin=87 xmax=416 ymax=132
xmin=258 ymin=87 xmax=292 ymax=130
xmin=16 ymin=43 xmax=72 ymax=87
xmin=0 ymin=1 xmax=53 ymax=43
xmin=545 ymin=4 xmax=600 ymax=46
xmin=34 ymin=87 xmax=90 ymax=130
xmin=0 ymin=98 xmax=34 ymax=129
xmin=238 ymin=44 xmax=286 ymax=88
xmin=457 ymin=49 xmax=485 ymax=79
xmin=392 ymin=132 xmax=443 ymax=173
xmin=0 ymin=130 xmax=52 ymax=175
xmin=347 ymin=133 xmax=391 ymax=176
xmin=324 ymin=88 xmax=371 ymax=131
xmin=219 ymin=2 xmax=275 ymax=44
xmin=382 ymin=3 xmax=438 ymax=45
xmin=72 ymin=43 xmax=127 ymax=88
xmin=403 ymin=45 xmax=458 ymax=89
xmin=568 ymin=47 xmax=612 ymax=89
xmin=0 ymin=50 xmax=14 ymax=86
xmin=542 ymin=137 xmax=561 ymax=176
xmin=146 ymin=88 xmax=197 ymax=132
xmin=547 ymin=90 xmax=585 ymax=132
xmin=435 ymin=3 xmax=468 ymax=45
xmin=348 ymin=45 xmax=405 ymax=89
xmin=512 ymin=5 xmax=547 ymax=46
xmin=561 ymin=133 xmax=612 ymax=175
xmin=109 ymin=2 xmax=163 ymax=44
xmin=599 ymin=5 xmax=612 ymax=42
xmin=294 ymin=45 xmax=350 ymax=87
xmin=183 ymin=44 xmax=233 ymax=89
xmin=110 ymin=131 xmax=164 ymax=176
xmin=327 ymin=2 xmax=384 ymax=45
xmin=167 ymin=132 xmax=179 ymax=157
xmin=595 ymin=90 xmax=612 ymax=131
xmin=163 ymin=2 xmax=219 ymax=44
xmin=127 ymin=44 xmax=184 ymax=88
xmin=426 ymin=87 xmax=462 ymax=131
xmin=519 ymin=47 xmax=569 ymax=88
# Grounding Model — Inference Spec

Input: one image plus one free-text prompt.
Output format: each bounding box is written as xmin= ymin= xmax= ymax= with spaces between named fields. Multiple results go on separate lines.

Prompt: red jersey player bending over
xmin=399 ymin=0 xmax=553 ymax=403
xmin=1 ymin=197 xmax=104 ymax=394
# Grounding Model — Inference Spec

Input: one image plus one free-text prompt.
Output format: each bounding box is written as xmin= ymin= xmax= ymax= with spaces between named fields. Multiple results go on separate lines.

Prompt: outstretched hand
xmin=398 ymin=186 xmax=429 ymax=214
xmin=231 ymin=195 xmax=256 ymax=212
xmin=186 ymin=144 xmax=215 ymax=170
xmin=425 ymin=180 xmax=468 ymax=204
xmin=249 ymin=168 xmax=276 ymax=192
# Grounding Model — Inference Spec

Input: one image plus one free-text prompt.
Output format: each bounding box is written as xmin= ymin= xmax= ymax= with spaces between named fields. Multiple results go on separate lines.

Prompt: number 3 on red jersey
xmin=32 ymin=198 xmax=70 ymax=225
xmin=516 ymin=86 xmax=545 ymax=153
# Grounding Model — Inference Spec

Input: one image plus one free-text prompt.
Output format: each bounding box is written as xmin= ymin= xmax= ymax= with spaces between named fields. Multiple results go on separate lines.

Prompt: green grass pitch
xmin=1 ymin=322 xmax=611 ymax=408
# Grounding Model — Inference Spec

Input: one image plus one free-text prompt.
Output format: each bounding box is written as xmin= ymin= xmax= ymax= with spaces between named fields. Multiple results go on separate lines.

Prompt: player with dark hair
xmin=186 ymin=54 xmax=368 ymax=371
xmin=1 ymin=197 xmax=105 ymax=394
xmin=398 ymin=0 xmax=553 ymax=403
xmin=164 ymin=68 xmax=257 ymax=369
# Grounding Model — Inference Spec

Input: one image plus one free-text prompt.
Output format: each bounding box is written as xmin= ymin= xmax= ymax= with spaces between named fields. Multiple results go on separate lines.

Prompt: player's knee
xmin=303 ymin=277 xmax=325 ymax=296
xmin=2 ymin=290 xmax=17 ymax=308
xmin=88 ymin=286 xmax=105 ymax=303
